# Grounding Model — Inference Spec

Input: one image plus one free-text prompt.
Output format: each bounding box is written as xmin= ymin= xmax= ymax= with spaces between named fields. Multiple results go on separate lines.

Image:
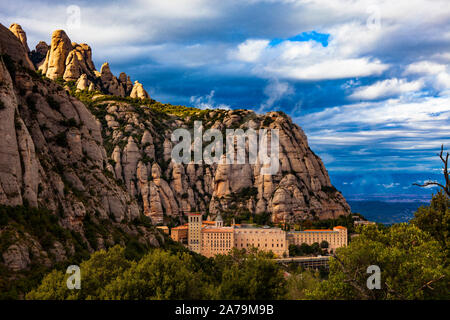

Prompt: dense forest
xmin=25 ymin=191 xmax=449 ymax=300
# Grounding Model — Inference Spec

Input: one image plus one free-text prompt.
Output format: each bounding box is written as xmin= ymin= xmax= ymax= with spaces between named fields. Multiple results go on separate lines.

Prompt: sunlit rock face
xmin=0 ymin=23 xmax=163 ymax=272
xmin=0 ymin=23 xmax=349 ymax=273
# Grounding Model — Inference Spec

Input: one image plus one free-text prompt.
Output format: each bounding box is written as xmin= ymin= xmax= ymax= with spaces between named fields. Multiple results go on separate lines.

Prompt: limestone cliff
xmin=0 ymin=23 xmax=161 ymax=279
xmin=0 ymin=23 xmax=350 ymax=276
xmin=88 ymin=99 xmax=350 ymax=225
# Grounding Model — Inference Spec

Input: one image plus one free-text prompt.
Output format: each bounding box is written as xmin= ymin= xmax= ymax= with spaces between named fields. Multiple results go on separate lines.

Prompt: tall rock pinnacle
xmin=130 ymin=80 xmax=150 ymax=99
xmin=9 ymin=23 xmax=30 ymax=52
xmin=38 ymin=29 xmax=72 ymax=80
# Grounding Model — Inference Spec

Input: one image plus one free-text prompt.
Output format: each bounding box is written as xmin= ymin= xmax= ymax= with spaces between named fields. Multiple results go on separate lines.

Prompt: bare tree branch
xmin=413 ymin=181 xmax=446 ymax=189
xmin=332 ymin=254 xmax=373 ymax=299
xmin=419 ymin=275 xmax=445 ymax=291
xmin=414 ymin=144 xmax=450 ymax=197
xmin=384 ymin=281 xmax=407 ymax=300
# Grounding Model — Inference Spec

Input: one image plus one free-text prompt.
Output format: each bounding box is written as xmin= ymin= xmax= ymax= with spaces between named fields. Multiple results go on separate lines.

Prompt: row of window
xmin=236 ymin=230 xmax=282 ymax=234
xmin=190 ymin=216 xmax=201 ymax=223
xmin=205 ymin=234 xmax=232 ymax=238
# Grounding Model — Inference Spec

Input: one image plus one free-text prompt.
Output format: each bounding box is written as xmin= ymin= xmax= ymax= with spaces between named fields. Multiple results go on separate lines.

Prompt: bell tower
xmin=188 ymin=213 xmax=202 ymax=253
xmin=215 ymin=213 xmax=223 ymax=228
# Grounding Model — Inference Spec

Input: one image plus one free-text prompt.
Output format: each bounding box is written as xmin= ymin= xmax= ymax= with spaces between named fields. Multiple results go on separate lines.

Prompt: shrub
xmin=54 ymin=132 xmax=68 ymax=148
xmin=59 ymin=118 xmax=78 ymax=128
xmin=46 ymin=96 xmax=60 ymax=111
xmin=0 ymin=54 xmax=16 ymax=79
xmin=321 ymin=185 xmax=338 ymax=194
xmin=26 ymin=95 xmax=37 ymax=113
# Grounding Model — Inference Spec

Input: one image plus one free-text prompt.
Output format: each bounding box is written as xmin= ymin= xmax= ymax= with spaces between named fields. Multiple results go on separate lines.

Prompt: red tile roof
xmin=172 ymin=225 xmax=188 ymax=230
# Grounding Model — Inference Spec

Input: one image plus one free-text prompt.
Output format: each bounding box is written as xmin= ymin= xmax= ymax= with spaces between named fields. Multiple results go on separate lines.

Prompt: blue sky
xmin=2 ymin=0 xmax=450 ymax=201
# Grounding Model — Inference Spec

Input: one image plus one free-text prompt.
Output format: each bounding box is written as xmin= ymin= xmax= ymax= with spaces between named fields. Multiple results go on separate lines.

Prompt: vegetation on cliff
xmin=26 ymin=191 xmax=449 ymax=300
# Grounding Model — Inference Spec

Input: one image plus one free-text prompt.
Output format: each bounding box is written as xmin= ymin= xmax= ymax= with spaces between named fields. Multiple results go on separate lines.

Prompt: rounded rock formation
xmin=130 ymin=80 xmax=150 ymax=99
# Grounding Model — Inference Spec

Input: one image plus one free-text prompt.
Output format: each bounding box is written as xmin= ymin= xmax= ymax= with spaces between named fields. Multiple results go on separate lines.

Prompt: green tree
xmin=311 ymin=242 xmax=320 ymax=255
xmin=307 ymin=224 xmax=449 ymax=300
xmin=26 ymin=246 xmax=132 ymax=300
xmin=411 ymin=191 xmax=449 ymax=256
xmin=289 ymin=244 xmax=299 ymax=256
xmin=215 ymin=248 xmax=286 ymax=299
xmin=286 ymin=269 xmax=321 ymax=300
xmin=299 ymin=243 xmax=312 ymax=255
xmin=320 ymin=240 xmax=329 ymax=249
xmin=100 ymin=249 xmax=209 ymax=299
xmin=25 ymin=269 xmax=72 ymax=300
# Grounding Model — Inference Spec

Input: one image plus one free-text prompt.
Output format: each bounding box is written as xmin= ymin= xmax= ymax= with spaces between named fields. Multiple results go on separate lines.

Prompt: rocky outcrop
xmin=32 ymin=27 xmax=149 ymax=98
xmin=38 ymin=29 xmax=72 ymax=80
xmin=3 ymin=23 xmax=149 ymax=98
xmin=9 ymin=23 xmax=29 ymax=52
xmin=0 ymin=23 xmax=34 ymax=69
xmin=1 ymin=228 xmax=52 ymax=271
xmin=30 ymin=41 xmax=49 ymax=67
xmin=62 ymin=43 xmax=96 ymax=82
xmin=75 ymin=73 xmax=89 ymax=91
xmin=0 ymin=24 xmax=163 ymax=277
xmin=130 ymin=81 xmax=150 ymax=99
xmin=100 ymin=62 xmax=125 ymax=96
xmin=1 ymin=46 xmax=140 ymax=222
xmin=119 ymin=72 xmax=133 ymax=95
xmin=37 ymin=29 xmax=96 ymax=82
xmin=89 ymin=96 xmax=350 ymax=225
xmin=1 ymin=24 xmax=350 ymax=227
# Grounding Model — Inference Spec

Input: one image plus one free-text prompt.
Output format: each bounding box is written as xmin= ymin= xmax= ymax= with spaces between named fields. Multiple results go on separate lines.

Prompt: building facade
xmin=201 ymin=227 xmax=235 ymax=257
xmin=180 ymin=213 xmax=347 ymax=258
xmin=170 ymin=225 xmax=188 ymax=243
xmin=234 ymin=227 xmax=287 ymax=257
xmin=286 ymin=226 xmax=348 ymax=252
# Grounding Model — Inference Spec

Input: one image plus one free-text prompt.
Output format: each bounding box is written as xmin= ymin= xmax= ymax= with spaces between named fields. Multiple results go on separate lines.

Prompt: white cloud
xmin=435 ymin=72 xmax=450 ymax=91
xmin=299 ymin=94 xmax=450 ymax=128
xmin=259 ymin=79 xmax=293 ymax=111
xmin=189 ymin=90 xmax=230 ymax=110
xmin=349 ymin=78 xmax=424 ymax=100
xmin=264 ymin=57 xmax=388 ymax=80
xmin=404 ymin=61 xmax=447 ymax=75
xmin=231 ymin=39 xmax=269 ymax=62
xmin=228 ymin=34 xmax=389 ymax=81
xmin=296 ymin=94 xmax=450 ymax=162
xmin=134 ymin=0 xmax=218 ymax=19
xmin=380 ymin=183 xmax=400 ymax=189
xmin=402 ymin=61 xmax=450 ymax=93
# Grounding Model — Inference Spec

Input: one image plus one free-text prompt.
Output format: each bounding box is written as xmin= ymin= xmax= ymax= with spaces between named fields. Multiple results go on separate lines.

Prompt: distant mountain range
xmin=348 ymin=200 xmax=426 ymax=224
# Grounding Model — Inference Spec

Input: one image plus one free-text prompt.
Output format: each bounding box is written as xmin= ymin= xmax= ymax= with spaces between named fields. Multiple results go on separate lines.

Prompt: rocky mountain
xmin=97 ymin=102 xmax=350 ymax=224
xmin=0 ymin=23 xmax=161 ymax=292
xmin=0 ymin=22 xmax=349 ymax=291
xmin=1 ymin=22 xmax=350 ymax=224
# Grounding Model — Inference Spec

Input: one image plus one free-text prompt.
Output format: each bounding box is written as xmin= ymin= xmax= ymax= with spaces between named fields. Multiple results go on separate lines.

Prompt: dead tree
xmin=413 ymin=145 xmax=449 ymax=197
